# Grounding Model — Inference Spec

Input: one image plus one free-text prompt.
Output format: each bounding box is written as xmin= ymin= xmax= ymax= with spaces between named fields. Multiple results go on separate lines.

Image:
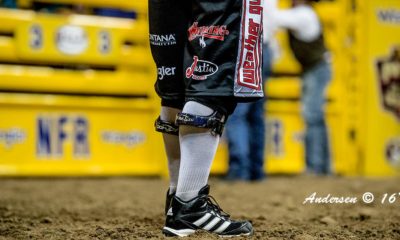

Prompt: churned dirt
xmin=0 ymin=176 xmax=399 ymax=240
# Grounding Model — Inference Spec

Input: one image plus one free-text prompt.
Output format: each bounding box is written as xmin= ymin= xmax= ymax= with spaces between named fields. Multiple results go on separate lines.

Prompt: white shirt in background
xmin=273 ymin=4 xmax=321 ymax=42
xmin=263 ymin=0 xmax=278 ymax=44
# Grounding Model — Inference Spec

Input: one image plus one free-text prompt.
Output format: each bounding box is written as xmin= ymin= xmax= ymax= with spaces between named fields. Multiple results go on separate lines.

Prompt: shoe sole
xmin=163 ymin=227 xmax=253 ymax=238
xmin=163 ymin=227 xmax=195 ymax=237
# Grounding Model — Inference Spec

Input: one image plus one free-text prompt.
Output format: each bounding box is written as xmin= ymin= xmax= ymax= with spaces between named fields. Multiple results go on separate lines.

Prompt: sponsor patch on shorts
xmin=149 ymin=33 xmax=177 ymax=46
xmin=186 ymin=56 xmax=218 ymax=80
xmin=158 ymin=66 xmax=177 ymax=80
xmin=188 ymin=22 xmax=230 ymax=48
xmin=234 ymin=0 xmax=264 ymax=97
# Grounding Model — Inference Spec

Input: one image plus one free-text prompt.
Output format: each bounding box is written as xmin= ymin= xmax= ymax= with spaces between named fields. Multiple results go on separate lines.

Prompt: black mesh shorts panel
xmin=149 ymin=0 xmax=264 ymax=106
xmin=148 ymin=0 xmax=190 ymax=105
xmin=184 ymin=0 xmax=243 ymax=98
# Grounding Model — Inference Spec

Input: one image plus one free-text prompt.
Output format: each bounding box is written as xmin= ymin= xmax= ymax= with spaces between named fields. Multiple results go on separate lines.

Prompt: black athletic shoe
xmin=163 ymin=185 xmax=253 ymax=237
xmin=164 ymin=189 xmax=175 ymax=233
xmin=165 ymin=189 xmax=174 ymax=215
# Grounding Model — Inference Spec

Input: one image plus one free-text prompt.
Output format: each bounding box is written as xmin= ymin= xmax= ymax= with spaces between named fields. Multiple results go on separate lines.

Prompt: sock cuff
xmin=182 ymin=101 xmax=214 ymax=116
xmin=176 ymin=189 xmax=200 ymax=201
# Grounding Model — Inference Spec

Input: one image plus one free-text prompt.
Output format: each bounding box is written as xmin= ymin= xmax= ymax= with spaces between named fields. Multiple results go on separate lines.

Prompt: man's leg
xmin=160 ymin=107 xmax=181 ymax=194
xmin=148 ymin=0 xmax=189 ymax=213
xmin=157 ymin=106 xmax=182 ymax=215
xmin=163 ymin=99 xmax=254 ymax=237
xmin=162 ymin=0 xmax=262 ymax=235
xmin=175 ymin=101 xmax=221 ymax=201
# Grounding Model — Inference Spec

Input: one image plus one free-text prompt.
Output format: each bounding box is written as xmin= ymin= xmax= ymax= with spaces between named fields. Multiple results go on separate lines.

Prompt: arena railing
xmin=0 ymin=2 xmax=154 ymax=98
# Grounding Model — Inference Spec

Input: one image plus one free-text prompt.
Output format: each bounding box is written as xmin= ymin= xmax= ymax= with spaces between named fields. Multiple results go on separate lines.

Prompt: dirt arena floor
xmin=0 ymin=176 xmax=399 ymax=240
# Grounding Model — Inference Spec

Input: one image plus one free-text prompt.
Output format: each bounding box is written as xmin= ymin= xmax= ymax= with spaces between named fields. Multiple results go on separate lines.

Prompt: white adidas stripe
xmin=166 ymin=207 xmax=173 ymax=216
xmin=214 ymin=221 xmax=231 ymax=233
xmin=203 ymin=217 xmax=221 ymax=231
xmin=193 ymin=211 xmax=231 ymax=234
xmin=193 ymin=213 xmax=212 ymax=227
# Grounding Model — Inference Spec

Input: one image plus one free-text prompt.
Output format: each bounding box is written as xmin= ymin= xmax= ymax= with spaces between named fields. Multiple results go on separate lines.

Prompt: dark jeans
xmin=225 ymin=98 xmax=266 ymax=180
xmin=225 ymin=44 xmax=271 ymax=180
xmin=302 ymin=60 xmax=332 ymax=174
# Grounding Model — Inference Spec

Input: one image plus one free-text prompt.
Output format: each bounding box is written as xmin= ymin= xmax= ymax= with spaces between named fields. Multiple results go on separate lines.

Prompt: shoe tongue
xmin=198 ymin=185 xmax=210 ymax=196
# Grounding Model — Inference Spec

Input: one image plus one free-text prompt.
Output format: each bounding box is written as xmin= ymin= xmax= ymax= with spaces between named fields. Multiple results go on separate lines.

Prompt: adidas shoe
xmin=165 ymin=189 xmax=174 ymax=215
xmin=163 ymin=185 xmax=253 ymax=237
xmin=165 ymin=189 xmax=175 ymax=231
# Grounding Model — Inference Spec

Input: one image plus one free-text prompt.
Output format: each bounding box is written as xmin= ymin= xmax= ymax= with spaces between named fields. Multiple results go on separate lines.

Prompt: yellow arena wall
xmin=0 ymin=0 xmax=399 ymax=176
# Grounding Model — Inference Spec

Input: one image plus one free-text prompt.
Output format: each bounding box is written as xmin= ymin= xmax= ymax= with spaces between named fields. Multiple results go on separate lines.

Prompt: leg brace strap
xmin=155 ymin=117 xmax=179 ymax=135
xmin=175 ymin=111 xmax=225 ymax=136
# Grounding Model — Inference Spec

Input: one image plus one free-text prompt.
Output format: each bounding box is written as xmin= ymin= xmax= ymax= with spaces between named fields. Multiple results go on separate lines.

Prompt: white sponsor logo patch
xmin=158 ymin=66 xmax=176 ymax=80
xmin=149 ymin=34 xmax=177 ymax=46
xmin=185 ymin=56 xmax=218 ymax=81
xmin=56 ymin=25 xmax=88 ymax=55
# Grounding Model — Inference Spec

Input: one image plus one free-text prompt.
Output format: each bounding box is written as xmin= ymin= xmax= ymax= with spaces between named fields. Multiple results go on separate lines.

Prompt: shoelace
xmin=206 ymin=195 xmax=230 ymax=219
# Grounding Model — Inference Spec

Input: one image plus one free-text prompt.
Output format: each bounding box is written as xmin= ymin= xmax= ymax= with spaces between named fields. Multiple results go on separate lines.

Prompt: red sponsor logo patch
xmin=188 ymin=22 xmax=229 ymax=47
xmin=236 ymin=0 xmax=263 ymax=91
xmin=242 ymin=18 xmax=261 ymax=88
xmin=186 ymin=56 xmax=218 ymax=80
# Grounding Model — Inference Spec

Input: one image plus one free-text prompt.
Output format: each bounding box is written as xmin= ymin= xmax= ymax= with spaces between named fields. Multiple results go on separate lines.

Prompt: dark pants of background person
xmin=302 ymin=60 xmax=332 ymax=175
xmin=2 ymin=0 xmax=17 ymax=8
xmin=225 ymin=43 xmax=272 ymax=181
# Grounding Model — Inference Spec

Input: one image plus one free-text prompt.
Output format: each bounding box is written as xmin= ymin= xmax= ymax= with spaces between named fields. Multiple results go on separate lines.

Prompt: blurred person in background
xmin=94 ymin=8 xmax=136 ymax=19
xmin=33 ymin=2 xmax=75 ymax=14
xmin=149 ymin=0 xmax=263 ymax=237
xmin=1 ymin=0 xmax=17 ymax=8
xmin=274 ymin=0 xmax=332 ymax=175
xmin=225 ymin=0 xmax=278 ymax=182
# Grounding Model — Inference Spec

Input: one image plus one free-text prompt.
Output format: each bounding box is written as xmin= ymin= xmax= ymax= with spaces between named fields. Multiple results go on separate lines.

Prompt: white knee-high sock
xmin=160 ymin=107 xmax=181 ymax=194
xmin=176 ymin=101 xmax=220 ymax=201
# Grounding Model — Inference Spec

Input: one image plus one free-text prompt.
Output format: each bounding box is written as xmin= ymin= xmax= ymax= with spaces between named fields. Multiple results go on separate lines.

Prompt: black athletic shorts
xmin=149 ymin=0 xmax=264 ymax=115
